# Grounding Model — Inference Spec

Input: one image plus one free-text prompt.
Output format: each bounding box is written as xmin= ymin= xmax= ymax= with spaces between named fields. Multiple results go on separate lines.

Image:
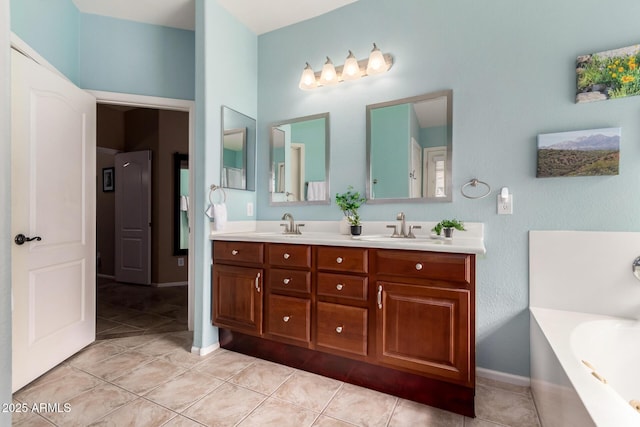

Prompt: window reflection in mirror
xmin=270 ymin=113 xmax=330 ymax=205
xmin=366 ymin=90 xmax=452 ymax=203
xmin=221 ymin=106 xmax=256 ymax=191
xmin=173 ymin=153 xmax=188 ymax=255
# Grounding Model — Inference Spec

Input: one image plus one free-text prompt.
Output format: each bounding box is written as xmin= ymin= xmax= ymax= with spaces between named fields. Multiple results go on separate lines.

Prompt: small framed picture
xmin=102 ymin=167 xmax=115 ymax=192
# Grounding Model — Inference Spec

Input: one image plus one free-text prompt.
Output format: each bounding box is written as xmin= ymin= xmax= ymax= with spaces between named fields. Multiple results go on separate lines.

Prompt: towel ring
xmin=208 ymin=184 xmax=227 ymax=205
xmin=461 ymin=179 xmax=491 ymax=199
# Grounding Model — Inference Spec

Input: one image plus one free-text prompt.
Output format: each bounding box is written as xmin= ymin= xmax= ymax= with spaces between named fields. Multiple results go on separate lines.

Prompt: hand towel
xmin=212 ymin=203 xmax=227 ymax=231
xmin=307 ymin=181 xmax=326 ymax=201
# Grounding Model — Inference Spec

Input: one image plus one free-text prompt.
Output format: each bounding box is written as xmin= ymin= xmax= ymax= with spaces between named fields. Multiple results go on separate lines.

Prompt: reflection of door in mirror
xmin=424 ymin=147 xmax=446 ymax=198
xmin=289 ymin=143 xmax=305 ymax=201
xmin=410 ymin=137 xmax=422 ymax=198
xmin=222 ymin=128 xmax=246 ymax=190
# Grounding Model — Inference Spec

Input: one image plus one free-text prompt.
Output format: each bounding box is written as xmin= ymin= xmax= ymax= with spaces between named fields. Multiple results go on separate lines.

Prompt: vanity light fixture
xmin=298 ymin=43 xmax=393 ymax=90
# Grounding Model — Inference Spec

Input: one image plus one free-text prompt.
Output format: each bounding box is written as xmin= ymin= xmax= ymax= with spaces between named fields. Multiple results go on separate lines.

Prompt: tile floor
xmin=12 ymin=329 xmax=541 ymax=426
xmin=96 ymin=279 xmax=188 ymax=340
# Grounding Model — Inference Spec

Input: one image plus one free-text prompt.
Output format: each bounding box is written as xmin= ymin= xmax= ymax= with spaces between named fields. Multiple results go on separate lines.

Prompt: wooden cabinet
xmin=212 ymin=264 xmax=263 ymax=336
xmin=264 ymin=244 xmax=312 ymax=346
xmin=212 ymin=239 xmax=476 ymax=417
xmin=373 ymin=249 xmax=474 ymax=386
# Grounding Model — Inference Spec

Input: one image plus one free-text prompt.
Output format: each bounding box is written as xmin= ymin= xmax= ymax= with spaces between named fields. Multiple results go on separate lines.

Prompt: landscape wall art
xmin=576 ymin=43 xmax=640 ymax=103
xmin=536 ymin=127 xmax=621 ymax=178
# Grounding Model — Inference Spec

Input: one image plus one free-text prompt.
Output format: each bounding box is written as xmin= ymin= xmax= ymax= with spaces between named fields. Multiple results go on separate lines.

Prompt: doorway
xmin=92 ymin=92 xmax=195 ymax=339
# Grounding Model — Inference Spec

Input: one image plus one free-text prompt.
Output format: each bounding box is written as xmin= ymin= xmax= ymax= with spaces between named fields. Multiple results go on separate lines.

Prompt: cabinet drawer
xmin=269 ymin=269 xmax=311 ymax=294
xmin=268 ymin=244 xmax=311 ymax=268
xmin=317 ymin=273 xmax=368 ymax=301
xmin=317 ymin=246 xmax=368 ymax=273
xmin=317 ymin=302 xmax=367 ymax=356
xmin=374 ymin=250 xmax=471 ymax=284
xmin=266 ymin=294 xmax=310 ymax=343
xmin=214 ymin=241 xmax=264 ymax=264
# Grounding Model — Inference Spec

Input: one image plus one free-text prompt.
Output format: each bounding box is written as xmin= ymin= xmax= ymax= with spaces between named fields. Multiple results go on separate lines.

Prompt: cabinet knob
xmin=283 ymin=316 xmax=290 ymax=322
xmin=336 ymin=257 xmax=343 ymax=264
xmin=336 ymin=283 xmax=344 ymax=291
xmin=415 ymin=263 xmax=423 ymax=271
xmin=335 ymin=326 xmax=343 ymax=334
xmin=283 ymin=278 xmax=291 ymax=285
xmin=283 ymin=253 xmax=290 ymax=260
xmin=231 ymin=249 xmax=239 ymax=255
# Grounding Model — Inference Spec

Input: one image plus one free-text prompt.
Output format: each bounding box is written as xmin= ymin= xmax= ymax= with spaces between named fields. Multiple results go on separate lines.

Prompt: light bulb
xmin=366 ymin=43 xmax=389 ymax=75
xmin=319 ymin=57 xmax=338 ymax=86
xmin=298 ymin=62 xmax=317 ymax=90
xmin=341 ymin=50 xmax=361 ymax=81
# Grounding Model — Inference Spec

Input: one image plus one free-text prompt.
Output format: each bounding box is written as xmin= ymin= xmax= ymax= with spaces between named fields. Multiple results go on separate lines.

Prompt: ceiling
xmin=72 ymin=0 xmax=357 ymax=34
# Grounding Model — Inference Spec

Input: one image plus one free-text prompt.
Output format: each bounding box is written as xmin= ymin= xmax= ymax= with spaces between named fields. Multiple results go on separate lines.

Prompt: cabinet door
xmin=212 ymin=264 xmax=263 ymax=336
xmin=376 ymin=281 xmax=471 ymax=384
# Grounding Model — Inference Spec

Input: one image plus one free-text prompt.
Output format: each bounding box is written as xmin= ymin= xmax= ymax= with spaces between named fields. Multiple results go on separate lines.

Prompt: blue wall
xmin=10 ymin=1 xmax=194 ymax=100
xmin=78 ymin=14 xmax=194 ymax=100
xmin=11 ymin=0 xmax=79 ymax=82
xmin=193 ymin=0 xmax=258 ymax=351
xmin=257 ymin=0 xmax=640 ymax=376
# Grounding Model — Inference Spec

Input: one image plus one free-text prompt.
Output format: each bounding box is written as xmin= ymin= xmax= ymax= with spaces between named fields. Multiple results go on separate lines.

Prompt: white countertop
xmin=210 ymin=221 xmax=486 ymax=255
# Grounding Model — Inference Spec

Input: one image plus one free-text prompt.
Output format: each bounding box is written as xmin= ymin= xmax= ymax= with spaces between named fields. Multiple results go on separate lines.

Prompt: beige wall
xmin=96 ymin=105 xmax=188 ymax=285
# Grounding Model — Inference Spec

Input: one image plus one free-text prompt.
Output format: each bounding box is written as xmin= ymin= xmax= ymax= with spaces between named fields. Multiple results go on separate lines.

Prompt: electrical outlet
xmin=177 ymin=257 xmax=184 ymax=267
xmin=497 ymin=194 xmax=513 ymax=215
xmin=247 ymin=202 xmax=254 ymax=217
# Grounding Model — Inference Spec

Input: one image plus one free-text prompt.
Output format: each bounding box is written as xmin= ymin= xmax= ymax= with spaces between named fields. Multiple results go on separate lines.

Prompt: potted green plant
xmin=335 ymin=186 xmax=367 ymax=236
xmin=432 ymin=219 xmax=466 ymax=238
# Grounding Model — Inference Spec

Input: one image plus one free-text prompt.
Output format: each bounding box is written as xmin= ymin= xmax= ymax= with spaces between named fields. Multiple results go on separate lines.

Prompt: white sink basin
xmin=352 ymin=234 xmax=446 ymax=244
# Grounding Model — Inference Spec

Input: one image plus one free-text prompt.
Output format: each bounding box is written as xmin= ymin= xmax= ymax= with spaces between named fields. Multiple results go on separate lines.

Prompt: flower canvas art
xmin=576 ymin=44 xmax=640 ymax=103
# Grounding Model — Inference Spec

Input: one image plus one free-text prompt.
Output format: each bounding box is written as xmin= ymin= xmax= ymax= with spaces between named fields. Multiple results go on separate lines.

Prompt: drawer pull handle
xmin=336 ymin=326 xmax=343 ymax=334
xmin=283 ymin=253 xmax=290 ymax=260
xmin=283 ymin=278 xmax=291 ymax=285
xmin=255 ymin=272 xmax=261 ymax=292
xmin=415 ymin=263 xmax=423 ymax=271
xmin=336 ymin=284 xmax=344 ymax=291
xmin=336 ymin=257 xmax=343 ymax=264
xmin=231 ymin=249 xmax=239 ymax=255
xmin=377 ymin=285 xmax=383 ymax=309
xmin=283 ymin=316 xmax=290 ymax=323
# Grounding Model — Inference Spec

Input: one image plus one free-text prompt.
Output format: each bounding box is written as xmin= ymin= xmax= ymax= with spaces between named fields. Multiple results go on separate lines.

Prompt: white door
xmin=424 ymin=147 xmax=447 ymax=198
xmin=409 ymin=137 xmax=422 ymax=198
xmin=289 ymin=143 xmax=305 ymax=201
xmin=11 ymin=49 xmax=96 ymax=392
xmin=114 ymin=151 xmax=152 ymax=285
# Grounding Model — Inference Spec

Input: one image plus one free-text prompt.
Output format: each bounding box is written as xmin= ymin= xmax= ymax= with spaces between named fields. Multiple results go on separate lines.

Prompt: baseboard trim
xmin=191 ymin=342 xmax=220 ymax=356
xmin=153 ymin=281 xmax=188 ymax=288
xmin=477 ymin=367 xmax=531 ymax=387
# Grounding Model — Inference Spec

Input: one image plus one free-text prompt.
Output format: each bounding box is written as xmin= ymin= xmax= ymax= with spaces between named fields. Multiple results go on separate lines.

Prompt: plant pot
xmin=443 ymin=227 xmax=454 ymax=238
xmin=350 ymin=225 xmax=362 ymax=236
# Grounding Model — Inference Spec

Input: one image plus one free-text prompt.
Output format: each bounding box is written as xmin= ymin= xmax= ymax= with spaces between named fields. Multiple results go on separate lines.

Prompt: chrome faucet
xmin=397 ymin=212 xmax=407 ymax=237
xmin=280 ymin=212 xmax=304 ymax=234
xmin=386 ymin=212 xmax=421 ymax=238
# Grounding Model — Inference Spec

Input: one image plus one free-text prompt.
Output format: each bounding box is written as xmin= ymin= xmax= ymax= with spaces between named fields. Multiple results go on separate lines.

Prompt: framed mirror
xmin=221 ymin=106 xmax=256 ymax=191
xmin=270 ymin=112 xmax=330 ymax=205
xmin=173 ymin=153 xmax=188 ymax=255
xmin=366 ymin=90 xmax=452 ymax=203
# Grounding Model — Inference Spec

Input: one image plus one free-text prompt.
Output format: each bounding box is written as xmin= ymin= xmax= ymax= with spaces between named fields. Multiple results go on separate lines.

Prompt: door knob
xmin=14 ymin=234 xmax=42 ymax=245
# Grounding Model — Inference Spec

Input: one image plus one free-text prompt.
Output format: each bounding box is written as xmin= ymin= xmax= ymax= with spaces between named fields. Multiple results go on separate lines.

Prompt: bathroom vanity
xmin=211 ymin=227 xmax=484 ymax=417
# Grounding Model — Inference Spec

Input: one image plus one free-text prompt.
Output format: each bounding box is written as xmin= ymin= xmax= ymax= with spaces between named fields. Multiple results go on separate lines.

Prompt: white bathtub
xmin=531 ymin=307 xmax=640 ymax=427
